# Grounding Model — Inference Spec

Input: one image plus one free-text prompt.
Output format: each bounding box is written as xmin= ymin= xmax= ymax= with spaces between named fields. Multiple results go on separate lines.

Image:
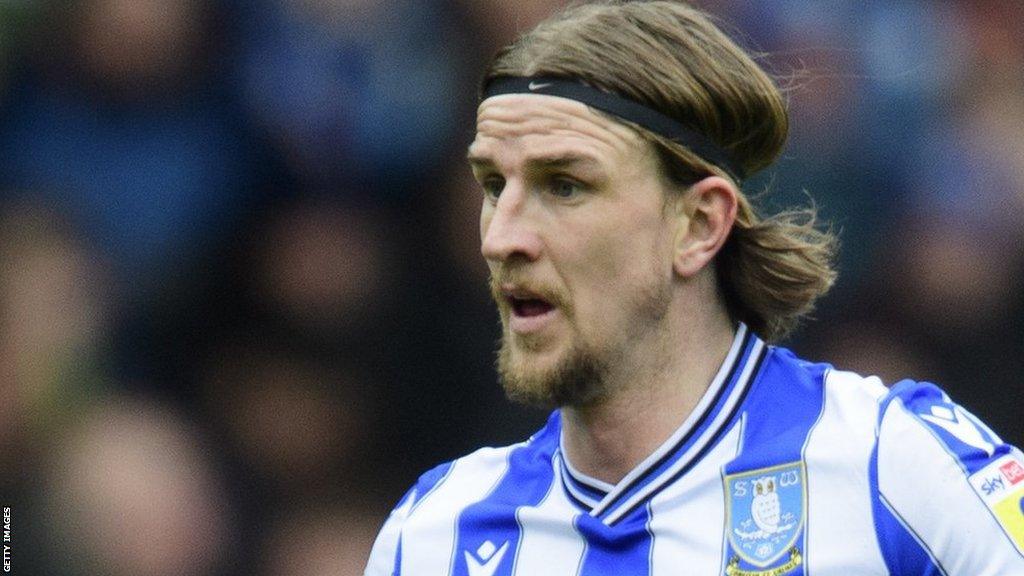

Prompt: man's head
xmin=469 ymin=1 xmax=837 ymax=408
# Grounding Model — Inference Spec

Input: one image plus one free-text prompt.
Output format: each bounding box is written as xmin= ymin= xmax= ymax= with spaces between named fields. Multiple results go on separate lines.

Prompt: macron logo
xmin=464 ymin=540 xmax=509 ymax=576
xmin=528 ymin=81 xmax=553 ymax=91
xmin=920 ymin=404 xmax=996 ymax=457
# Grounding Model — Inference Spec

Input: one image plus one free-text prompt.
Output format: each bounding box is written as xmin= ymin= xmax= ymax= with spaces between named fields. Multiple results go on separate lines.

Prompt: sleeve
xmin=873 ymin=380 xmax=1024 ymax=575
xmin=364 ymin=486 xmax=417 ymax=576
xmin=364 ymin=461 xmax=455 ymax=576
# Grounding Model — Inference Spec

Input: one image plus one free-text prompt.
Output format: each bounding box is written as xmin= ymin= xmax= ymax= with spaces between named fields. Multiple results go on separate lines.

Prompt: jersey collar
xmin=557 ymin=322 xmax=767 ymax=525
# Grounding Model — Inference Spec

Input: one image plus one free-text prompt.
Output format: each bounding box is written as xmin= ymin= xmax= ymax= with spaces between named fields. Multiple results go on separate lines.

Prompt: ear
xmin=673 ymin=176 xmax=738 ymax=278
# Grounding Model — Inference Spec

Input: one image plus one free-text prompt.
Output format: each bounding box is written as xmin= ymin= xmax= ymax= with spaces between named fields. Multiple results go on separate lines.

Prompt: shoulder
xmin=873 ymin=379 xmax=1024 ymax=571
xmin=363 ymin=449 xmax=509 ymax=576
xmin=876 ymin=378 xmax=1017 ymax=472
xmin=757 ymin=346 xmax=888 ymax=427
xmin=761 ymin=346 xmax=887 ymax=400
xmin=409 ymin=409 xmax=561 ymax=507
xmin=405 ymin=443 xmax=525 ymax=515
xmin=873 ymin=378 xmax=1024 ymax=511
xmin=405 ymin=433 xmax=557 ymax=524
xmin=408 ymin=445 xmax=514 ymax=506
xmin=801 ymin=364 xmax=1017 ymax=474
xmin=784 ymin=360 xmax=1024 ymax=570
xmin=364 ymin=413 xmax=561 ymax=575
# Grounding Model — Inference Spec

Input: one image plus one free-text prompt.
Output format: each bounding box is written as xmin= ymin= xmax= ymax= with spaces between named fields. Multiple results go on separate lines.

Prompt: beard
xmin=497 ymin=333 xmax=612 ymax=409
xmin=490 ymin=266 xmax=672 ymax=410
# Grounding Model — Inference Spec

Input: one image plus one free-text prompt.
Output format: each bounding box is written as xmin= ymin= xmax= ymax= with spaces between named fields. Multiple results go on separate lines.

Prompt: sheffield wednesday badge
xmin=724 ymin=461 xmax=806 ymax=575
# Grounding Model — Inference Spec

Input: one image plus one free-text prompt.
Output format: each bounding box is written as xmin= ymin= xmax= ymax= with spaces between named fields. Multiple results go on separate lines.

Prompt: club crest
xmin=724 ymin=461 xmax=806 ymax=572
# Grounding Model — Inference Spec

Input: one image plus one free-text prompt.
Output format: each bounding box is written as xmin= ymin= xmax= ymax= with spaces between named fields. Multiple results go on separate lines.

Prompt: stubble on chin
xmin=496 ymin=333 xmax=611 ymax=409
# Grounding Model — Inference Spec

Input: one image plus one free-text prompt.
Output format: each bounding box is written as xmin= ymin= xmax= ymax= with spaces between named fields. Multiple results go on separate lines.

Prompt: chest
xmin=400 ymin=456 xmax=886 ymax=576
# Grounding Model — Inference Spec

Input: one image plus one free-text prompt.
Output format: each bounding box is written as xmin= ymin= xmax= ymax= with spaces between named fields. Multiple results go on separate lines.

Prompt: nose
xmin=480 ymin=185 xmax=542 ymax=264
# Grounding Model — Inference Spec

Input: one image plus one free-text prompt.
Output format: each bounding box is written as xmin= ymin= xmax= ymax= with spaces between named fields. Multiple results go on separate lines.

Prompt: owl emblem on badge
xmin=752 ymin=477 xmax=781 ymax=533
xmin=725 ymin=462 xmax=805 ymax=569
xmin=735 ymin=475 xmax=795 ymax=540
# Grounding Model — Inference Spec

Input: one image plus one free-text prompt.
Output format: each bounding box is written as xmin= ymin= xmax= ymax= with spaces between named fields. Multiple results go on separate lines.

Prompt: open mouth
xmin=498 ymin=284 xmax=559 ymax=334
xmin=510 ymin=296 xmax=554 ymax=318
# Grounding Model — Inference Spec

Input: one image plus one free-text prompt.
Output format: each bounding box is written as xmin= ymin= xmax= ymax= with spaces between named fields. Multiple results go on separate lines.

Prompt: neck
xmin=560 ymin=296 xmax=736 ymax=485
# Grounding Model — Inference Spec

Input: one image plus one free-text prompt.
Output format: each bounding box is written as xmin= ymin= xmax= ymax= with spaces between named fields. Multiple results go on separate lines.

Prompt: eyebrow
xmin=466 ymin=152 xmax=605 ymax=172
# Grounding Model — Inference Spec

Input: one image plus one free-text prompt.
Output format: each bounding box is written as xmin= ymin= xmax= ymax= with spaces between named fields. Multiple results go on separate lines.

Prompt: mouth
xmin=510 ymin=295 xmax=554 ymax=318
xmin=501 ymin=286 xmax=558 ymax=334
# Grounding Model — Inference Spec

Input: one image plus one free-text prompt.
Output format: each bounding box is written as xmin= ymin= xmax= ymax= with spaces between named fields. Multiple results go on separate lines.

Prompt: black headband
xmin=482 ymin=76 xmax=745 ymax=181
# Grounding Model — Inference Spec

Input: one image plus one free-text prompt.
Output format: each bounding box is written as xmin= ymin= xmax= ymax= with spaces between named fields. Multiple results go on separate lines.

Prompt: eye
xmin=549 ymin=177 xmax=584 ymax=198
xmin=481 ymin=176 xmax=505 ymax=200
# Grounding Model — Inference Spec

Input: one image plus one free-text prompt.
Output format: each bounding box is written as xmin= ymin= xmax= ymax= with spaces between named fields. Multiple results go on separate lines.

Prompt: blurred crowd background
xmin=1 ymin=0 xmax=1022 ymax=574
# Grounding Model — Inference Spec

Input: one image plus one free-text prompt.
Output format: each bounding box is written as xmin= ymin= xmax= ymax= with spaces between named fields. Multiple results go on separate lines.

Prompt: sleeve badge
xmin=968 ymin=454 xmax=1024 ymax=555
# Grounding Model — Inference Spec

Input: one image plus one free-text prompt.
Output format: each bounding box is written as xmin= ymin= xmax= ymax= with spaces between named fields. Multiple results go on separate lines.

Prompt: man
xmin=366 ymin=2 xmax=1024 ymax=574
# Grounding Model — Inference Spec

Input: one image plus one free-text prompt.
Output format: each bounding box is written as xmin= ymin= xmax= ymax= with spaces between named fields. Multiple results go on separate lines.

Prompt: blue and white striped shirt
xmin=366 ymin=324 xmax=1024 ymax=575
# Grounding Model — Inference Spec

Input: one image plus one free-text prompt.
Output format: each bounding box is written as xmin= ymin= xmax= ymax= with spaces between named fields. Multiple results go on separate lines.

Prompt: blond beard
xmin=497 ymin=334 xmax=611 ymax=409
xmin=492 ymin=272 xmax=673 ymax=409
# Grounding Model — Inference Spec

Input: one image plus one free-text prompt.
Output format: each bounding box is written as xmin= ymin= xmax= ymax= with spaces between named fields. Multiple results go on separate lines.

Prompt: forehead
xmin=468 ymin=94 xmax=645 ymax=167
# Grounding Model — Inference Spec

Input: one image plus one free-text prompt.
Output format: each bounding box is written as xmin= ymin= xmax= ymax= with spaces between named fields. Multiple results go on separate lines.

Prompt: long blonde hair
xmin=483 ymin=1 xmax=837 ymax=341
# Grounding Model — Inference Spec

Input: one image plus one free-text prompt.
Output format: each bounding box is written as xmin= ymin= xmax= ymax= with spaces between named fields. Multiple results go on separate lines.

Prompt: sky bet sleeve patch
xmin=968 ymin=454 xmax=1024 ymax=554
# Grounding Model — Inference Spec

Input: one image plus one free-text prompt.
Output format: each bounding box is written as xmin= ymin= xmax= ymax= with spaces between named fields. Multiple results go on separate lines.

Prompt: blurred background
xmin=1 ymin=0 xmax=1022 ymax=574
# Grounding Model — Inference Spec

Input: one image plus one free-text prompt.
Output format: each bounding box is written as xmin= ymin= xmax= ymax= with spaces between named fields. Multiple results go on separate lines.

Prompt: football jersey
xmin=365 ymin=323 xmax=1024 ymax=575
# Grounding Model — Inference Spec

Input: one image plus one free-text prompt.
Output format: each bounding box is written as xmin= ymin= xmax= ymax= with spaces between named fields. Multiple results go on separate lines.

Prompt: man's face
xmin=468 ymin=94 xmax=680 ymax=408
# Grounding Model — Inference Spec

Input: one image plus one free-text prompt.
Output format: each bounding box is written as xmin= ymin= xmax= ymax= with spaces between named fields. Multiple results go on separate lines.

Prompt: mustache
xmin=488 ymin=270 xmax=570 ymax=311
